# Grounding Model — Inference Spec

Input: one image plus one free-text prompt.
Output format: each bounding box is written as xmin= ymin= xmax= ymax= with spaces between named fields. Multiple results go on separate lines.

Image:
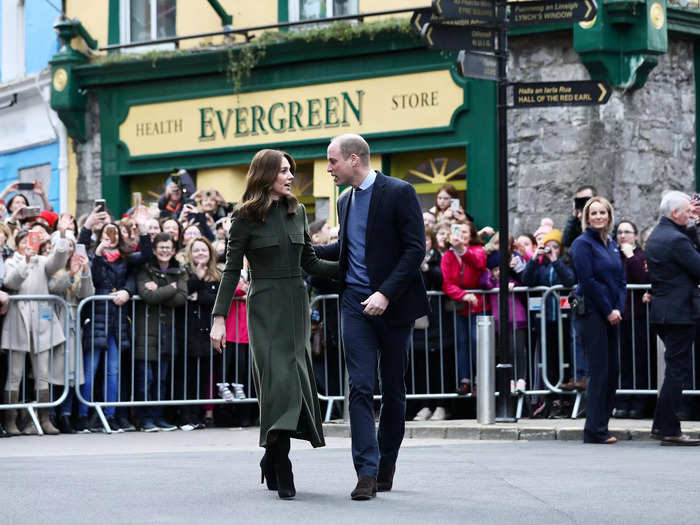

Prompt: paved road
xmin=3 ymin=428 xmax=700 ymax=524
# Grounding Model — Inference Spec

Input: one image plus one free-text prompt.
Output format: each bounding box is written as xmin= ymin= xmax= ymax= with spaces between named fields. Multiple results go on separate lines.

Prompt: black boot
xmin=260 ymin=448 xmax=278 ymax=490
xmin=57 ymin=415 xmax=76 ymax=434
xmin=270 ymin=433 xmax=295 ymax=499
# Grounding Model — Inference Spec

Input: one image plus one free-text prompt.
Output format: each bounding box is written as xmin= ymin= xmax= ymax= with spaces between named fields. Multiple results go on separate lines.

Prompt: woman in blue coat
xmin=571 ymin=197 xmax=626 ymax=444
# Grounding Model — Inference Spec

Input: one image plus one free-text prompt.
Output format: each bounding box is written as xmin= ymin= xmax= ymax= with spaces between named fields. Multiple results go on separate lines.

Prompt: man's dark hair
xmin=153 ymin=232 xmax=174 ymax=250
xmin=575 ymin=185 xmax=597 ymax=196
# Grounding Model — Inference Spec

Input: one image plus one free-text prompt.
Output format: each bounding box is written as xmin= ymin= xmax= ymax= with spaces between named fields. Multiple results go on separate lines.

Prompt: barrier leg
xmin=516 ymin=396 xmax=524 ymax=419
xmin=571 ymin=392 xmax=583 ymax=419
xmin=26 ymin=406 xmax=43 ymax=436
xmin=95 ymin=406 xmax=111 ymax=434
xmin=324 ymin=399 xmax=334 ymax=423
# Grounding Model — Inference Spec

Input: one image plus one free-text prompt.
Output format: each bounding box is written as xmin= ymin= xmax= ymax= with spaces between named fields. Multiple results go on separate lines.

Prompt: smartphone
xmin=450 ymin=198 xmax=460 ymax=211
xmin=132 ymin=192 xmax=142 ymax=208
xmin=28 ymin=231 xmax=41 ymax=252
xmin=75 ymin=243 xmax=86 ymax=256
xmin=450 ymin=223 xmax=463 ymax=238
xmin=149 ymin=202 xmax=160 ymax=218
xmin=17 ymin=182 xmax=35 ymax=191
xmin=95 ymin=199 xmax=106 ymax=212
xmin=21 ymin=206 xmax=41 ymax=218
xmin=574 ymin=196 xmax=591 ymax=211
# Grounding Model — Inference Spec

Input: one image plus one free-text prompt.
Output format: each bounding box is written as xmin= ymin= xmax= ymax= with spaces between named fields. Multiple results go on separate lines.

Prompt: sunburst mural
xmin=403 ymin=157 xmax=466 ymax=186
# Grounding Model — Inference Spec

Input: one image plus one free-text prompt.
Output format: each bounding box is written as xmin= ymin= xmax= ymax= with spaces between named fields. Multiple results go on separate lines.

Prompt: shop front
xmin=50 ymin=22 xmax=498 ymax=226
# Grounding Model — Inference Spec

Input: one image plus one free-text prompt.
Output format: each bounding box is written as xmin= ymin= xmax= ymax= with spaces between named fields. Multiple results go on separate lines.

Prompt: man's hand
xmin=607 ymin=309 xmax=622 ymax=325
xmin=144 ymin=281 xmax=158 ymax=291
xmin=210 ymin=316 xmax=227 ymax=354
xmin=361 ymin=291 xmax=389 ymax=316
xmin=642 ymin=292 xmax=652 ymax=304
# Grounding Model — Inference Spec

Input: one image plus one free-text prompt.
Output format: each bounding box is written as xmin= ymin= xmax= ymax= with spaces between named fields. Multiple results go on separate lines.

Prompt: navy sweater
xmin=571 ymin=227 xmax=627 ymax=317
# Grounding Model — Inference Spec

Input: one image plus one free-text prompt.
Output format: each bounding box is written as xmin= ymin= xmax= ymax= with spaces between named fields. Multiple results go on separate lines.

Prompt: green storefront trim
xmin=108 ymin=0 xmax=120 ymax=47
xmin=67 ymin=28 xmax=498 ymax=225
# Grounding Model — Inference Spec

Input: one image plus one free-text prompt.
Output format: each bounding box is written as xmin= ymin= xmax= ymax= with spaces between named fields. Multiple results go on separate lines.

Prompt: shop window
xmin=288 ymin=0 xmax=358 ymax=22
xmin=120 ymin=0 xmax=176 ymax=50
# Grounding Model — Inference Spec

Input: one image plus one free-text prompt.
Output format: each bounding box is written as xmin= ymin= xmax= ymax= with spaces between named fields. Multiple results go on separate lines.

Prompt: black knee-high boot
xmin=270 ymin=432 xmax=295 ymax=499
xmin=260 ymin=447 xmax=278 ymax=490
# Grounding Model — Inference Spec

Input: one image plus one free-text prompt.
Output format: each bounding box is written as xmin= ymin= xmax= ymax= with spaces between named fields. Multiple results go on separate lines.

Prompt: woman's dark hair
xmin=94 ymin=221 xmax=133 ymax=257
xmin=152 ymin=232 xmax=174 ymax=251
xmin=7 ymin=193 xmax=29 ymax=212
xmin=434 ymin=183 xmax=459 ymax=212
xmin=464 ymin=221 xmax=483 ymax=246
xmin=14 ymin=229 xmax=30 ymax=248
xmin=236 ymin=149 xmax=298 ymax=223
xmin=616 ymin=220 xmax=638 ymax=235
xmin=159 ymin=217 xmax=183 ymax=248
xmin=518 ymin=233 xmax=537 ymax=248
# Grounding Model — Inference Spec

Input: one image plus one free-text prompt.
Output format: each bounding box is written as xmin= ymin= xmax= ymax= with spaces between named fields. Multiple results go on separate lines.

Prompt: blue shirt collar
xmin=356 ymin=170 xmax=376 ymax=191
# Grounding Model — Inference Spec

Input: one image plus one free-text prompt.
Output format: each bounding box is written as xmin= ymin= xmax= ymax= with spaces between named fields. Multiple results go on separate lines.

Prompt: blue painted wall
xmin=0 ymin=143 xmax=60 ymax=212
xmin=25 ymin=1 xmax=60 ymax=75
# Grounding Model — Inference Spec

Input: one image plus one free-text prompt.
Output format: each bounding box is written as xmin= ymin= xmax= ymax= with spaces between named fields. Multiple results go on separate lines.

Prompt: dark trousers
xmin=341 ymin=287 xmax=411 ymax=478
xmin=575 ymin=311 xmax=619 ymax=443
xmin=653 ymin=324 xmax=695 ymax=437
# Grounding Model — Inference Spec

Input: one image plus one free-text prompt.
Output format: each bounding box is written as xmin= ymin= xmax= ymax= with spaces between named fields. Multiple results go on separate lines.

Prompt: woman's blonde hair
xmin=185 ymin=236 xmax=221 ymax=282
xmin=582 ymin=196 xmax=614 ymax=235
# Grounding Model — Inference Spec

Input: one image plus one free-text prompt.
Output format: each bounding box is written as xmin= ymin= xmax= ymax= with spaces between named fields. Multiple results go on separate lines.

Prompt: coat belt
xmin=250 ymin=269 xmax=302 ymax=279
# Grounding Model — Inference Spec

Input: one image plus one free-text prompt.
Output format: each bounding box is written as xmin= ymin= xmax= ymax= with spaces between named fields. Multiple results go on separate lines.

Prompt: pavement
xmin=4 ymin=425 xmax=700 ymax=525
xmin=323 ymin=417 xmax=700 ymax=441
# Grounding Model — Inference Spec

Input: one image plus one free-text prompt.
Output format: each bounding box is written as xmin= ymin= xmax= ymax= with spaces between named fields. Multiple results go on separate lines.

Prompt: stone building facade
xmin=509 ymin=35 xmax=695 ymax=236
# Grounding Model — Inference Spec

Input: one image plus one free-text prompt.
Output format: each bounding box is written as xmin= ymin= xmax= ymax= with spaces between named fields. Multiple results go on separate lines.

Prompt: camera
xmin=543 ymin=246 xmax=551 ymax=253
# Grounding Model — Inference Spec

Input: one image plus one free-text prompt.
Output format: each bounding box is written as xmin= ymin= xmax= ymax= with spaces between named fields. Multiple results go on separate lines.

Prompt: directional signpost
xmin=512 ymin=80 xmax=611 ymax=107
xmin=417 ymin=0 xmax=609 ymax=422
xmin=422 ymin=23 xmax=496 ymax=53
xmin=509 ymin=0 xmax=597 ymax=27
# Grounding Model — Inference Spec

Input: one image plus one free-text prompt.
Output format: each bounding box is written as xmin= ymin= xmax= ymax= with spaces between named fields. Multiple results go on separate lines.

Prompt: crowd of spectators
xmin=0 ymin=174 xmax=694 ymax=436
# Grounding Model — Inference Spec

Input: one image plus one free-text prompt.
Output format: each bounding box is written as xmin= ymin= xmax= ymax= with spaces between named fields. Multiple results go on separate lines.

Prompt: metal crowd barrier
xmin=0 ymin=295 xmax=71 ymax=435
xmin=1 ymin=284 xmax=691 ymax=433
xmin=74 ymin=295 xmax=256 ymax=433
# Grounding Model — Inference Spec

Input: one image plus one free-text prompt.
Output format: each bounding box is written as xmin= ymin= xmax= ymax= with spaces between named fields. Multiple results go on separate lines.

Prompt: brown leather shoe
xmin=351 ymin=476 xmax=377 ymax=500
xmin=377 ymin=464 xmax=396 ymax=492
xmin=573 ymin=378 xmax=587 ymax=391
xmin=660 ymin=434 xmax=700 ymax=446
xmin=559 ymin=379 xmax=576 ymax=391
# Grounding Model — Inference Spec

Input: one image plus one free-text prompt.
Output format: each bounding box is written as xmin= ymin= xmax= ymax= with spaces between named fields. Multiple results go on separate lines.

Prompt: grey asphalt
xmin=3 ymin=427 xmax=700 ymax=525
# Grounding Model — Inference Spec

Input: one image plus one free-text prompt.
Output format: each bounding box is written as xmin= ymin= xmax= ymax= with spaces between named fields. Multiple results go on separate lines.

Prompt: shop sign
xmin=119 ymin=70 xmax=465 ymax=157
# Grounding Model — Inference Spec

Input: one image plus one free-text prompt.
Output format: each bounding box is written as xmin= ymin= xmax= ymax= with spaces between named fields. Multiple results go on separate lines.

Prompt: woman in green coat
xmin=210 ymin=149 xmax=338 ymax=500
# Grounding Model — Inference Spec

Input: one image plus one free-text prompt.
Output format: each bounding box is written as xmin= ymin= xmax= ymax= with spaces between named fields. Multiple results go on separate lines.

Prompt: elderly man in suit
xmin=315 ymin=134 xmax=429 ymax=499
xmin=646 ymin=190 xmax=700 ymax=446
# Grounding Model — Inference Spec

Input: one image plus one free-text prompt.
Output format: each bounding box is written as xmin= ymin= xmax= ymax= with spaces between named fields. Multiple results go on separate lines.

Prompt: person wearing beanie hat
xmin=39 ymin=210 xmax=59 ymax=230
xmin=540 ymin=229 xmax=562 ymax=248
xmin=521 ymin=227 xmax=577 ymax=419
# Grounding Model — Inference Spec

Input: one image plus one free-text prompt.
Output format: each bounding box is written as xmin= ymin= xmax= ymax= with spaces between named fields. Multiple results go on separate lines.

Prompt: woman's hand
xmin=607 ymin=309 xmax=622 ymax=325
xmin=210 ymin=315 xmax=227 ymax=354
xmin=195 ymin=261 xmax=207 ymax=280
xmin=478 ymin=226 xmax=495 ymax=238
xmin=619 ymin=243 xmax=634 ymax=259
xmin=111 ymin=289 xmax=130 ymax=306
xmin=84 ymin=206 xmax=109 ymax=231
xmin=463 ymin=293 xmax=478 ymax=307
xmin=642 ymin=292 xmax=652 ymax=304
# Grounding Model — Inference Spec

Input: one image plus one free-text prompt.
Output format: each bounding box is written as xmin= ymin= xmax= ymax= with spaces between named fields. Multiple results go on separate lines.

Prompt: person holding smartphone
xmin=1 ymin=227 xmax=70 ymax=435
xmin=47 ymin=239 xmax=94 ymax=433
xmin=440 ymin=221 xmax=487 ymax=395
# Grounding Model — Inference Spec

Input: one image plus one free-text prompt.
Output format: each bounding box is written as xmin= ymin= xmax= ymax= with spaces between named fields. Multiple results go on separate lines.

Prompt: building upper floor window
xmin=1 ymin=0 xmax=26 ymax=82
xmin=289 ymin=0 xmax=358 ymax=22
xmin=121 ymin=0 xmax=176 ymax=45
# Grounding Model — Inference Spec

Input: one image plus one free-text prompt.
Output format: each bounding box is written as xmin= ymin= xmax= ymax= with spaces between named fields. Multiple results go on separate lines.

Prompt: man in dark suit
xmin=646 ymin=190 xmax=700 ymax=446
xmin=316 ymin=134 xmax=429 ymax=499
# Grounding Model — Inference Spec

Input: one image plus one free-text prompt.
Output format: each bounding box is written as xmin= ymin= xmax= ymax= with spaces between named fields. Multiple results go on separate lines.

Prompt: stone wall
xmin=507 ymin=34 xmax=695 ymax=237
xmin=73 ymin=93 xmax=102 ymax=219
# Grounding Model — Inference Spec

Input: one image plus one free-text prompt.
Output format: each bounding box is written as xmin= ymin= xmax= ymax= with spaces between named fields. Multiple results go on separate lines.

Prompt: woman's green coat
xmin=213 ymin=200 xmax=338 ymax=447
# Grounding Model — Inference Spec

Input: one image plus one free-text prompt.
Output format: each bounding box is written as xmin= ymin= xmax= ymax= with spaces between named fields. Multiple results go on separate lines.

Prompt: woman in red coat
xmin=440 ymin=221 xmax=487 ymax=394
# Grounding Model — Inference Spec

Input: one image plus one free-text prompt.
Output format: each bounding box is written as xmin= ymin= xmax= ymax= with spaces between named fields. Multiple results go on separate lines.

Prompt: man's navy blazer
xmin=646 ymin=216 xmax=700 ymax=325
xmin=315 ymin=171 xmax=429 ymax=325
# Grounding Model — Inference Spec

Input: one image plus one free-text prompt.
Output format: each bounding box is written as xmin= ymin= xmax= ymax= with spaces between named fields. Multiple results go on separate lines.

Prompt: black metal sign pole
xmin=495 ymin=0 xmax=516 ymax=421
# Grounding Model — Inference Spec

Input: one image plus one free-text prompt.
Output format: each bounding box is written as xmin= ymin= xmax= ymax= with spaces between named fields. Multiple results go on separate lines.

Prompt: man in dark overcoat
xmin=646 ymin=190 xmax=700 ymax=445
xmin=315 ymin=134 xmax=429 ymax=499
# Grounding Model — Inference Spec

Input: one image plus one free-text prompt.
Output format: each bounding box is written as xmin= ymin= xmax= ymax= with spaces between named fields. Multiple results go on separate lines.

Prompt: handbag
xmin=444 ymin=258 xmax=467 ymax=313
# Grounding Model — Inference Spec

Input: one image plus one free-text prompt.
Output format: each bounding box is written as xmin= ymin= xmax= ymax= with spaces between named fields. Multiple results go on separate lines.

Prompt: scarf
xmin=103 ymin=248 xmax=121 ymax=264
